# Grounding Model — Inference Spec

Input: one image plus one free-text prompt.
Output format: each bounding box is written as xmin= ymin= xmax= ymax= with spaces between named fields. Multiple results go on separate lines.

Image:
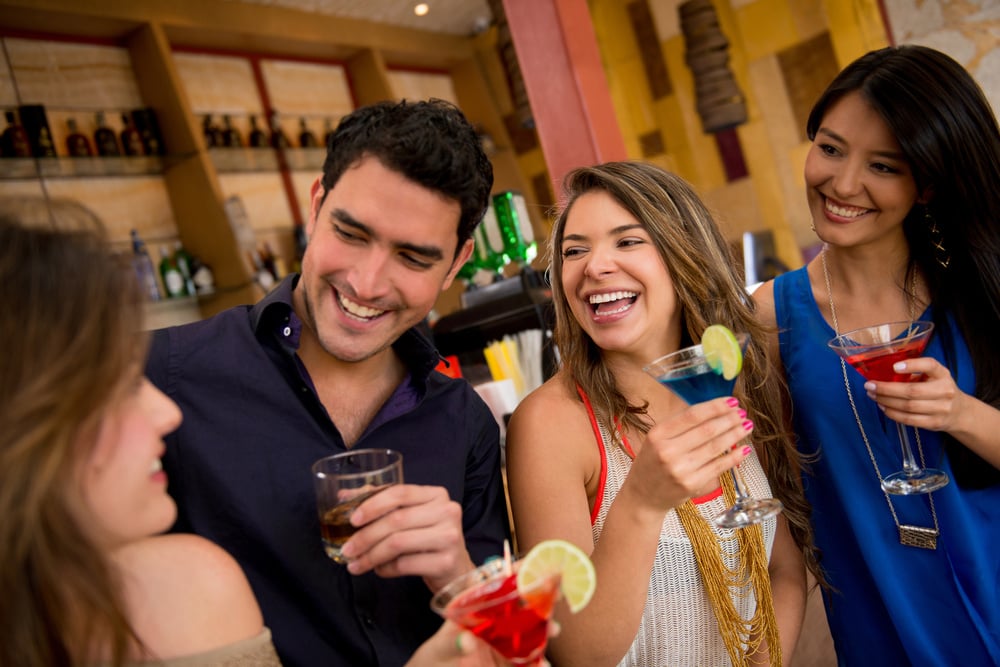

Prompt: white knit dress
xmin=584 ymin=402 xmax=777 ymax=666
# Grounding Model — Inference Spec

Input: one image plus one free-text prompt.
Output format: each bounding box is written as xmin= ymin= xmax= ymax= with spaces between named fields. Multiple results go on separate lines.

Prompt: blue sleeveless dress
xmin=774 ymin=267 xmax=1000 ymax=665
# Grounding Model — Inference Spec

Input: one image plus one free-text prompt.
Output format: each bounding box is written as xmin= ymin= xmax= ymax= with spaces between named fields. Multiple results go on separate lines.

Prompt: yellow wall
xmin=590 ymin=0 xmax=889 ymax=271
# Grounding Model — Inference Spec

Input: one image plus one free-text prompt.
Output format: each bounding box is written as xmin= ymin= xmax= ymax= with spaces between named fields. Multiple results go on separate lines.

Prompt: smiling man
xmin=145 ymin=99 xmax=508 ymax=667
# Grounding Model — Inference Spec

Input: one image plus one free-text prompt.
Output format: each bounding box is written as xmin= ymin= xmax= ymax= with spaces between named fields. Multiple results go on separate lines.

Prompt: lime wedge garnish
xmin=517 ymin=539 xmax=596 ymax=613
xmin=702 ymin=324 xmax=743 ymax=380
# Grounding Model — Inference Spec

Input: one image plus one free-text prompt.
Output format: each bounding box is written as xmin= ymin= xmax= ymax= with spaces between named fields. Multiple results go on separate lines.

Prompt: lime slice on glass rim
xmin=516 ymin=539 xmax=596 ymax=613
xmin=702 ymin=324 xmax=743 ymax=380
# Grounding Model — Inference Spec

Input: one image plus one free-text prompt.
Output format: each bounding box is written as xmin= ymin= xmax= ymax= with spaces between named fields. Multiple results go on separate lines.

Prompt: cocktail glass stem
xmin=730 ymin=463 xmax=752 ymax=501
xmin=896 ymin=422 xmax=921 ymax=476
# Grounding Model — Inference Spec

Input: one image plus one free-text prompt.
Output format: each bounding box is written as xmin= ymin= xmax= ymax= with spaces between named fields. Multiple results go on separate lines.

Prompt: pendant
xmin=899 ymin=524 xmax=938 ymax=549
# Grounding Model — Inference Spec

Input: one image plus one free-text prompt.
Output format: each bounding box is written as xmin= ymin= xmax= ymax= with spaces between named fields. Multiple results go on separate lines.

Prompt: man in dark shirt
xmin=145 ymin=99 xmax=509 ymax=666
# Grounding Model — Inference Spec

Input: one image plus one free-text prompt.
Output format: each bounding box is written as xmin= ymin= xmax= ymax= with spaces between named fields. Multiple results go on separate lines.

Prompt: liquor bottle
xmin=298 ymin=118 xmax=319 ymax=148
xmin=190 ymin=257 xmax=215 ymax=296
xmin=18 ymin=105 xmax=57 ymax=158
xmin=269 ymin=112 xmax=290 ymax=149
xmin=172 ymin=241 xmax=197 ymax=296
xmin=130 ymin=229 xmax=161 ymax=302
xmin=158 ymin=245 xmax=187 ymax=298
xmin=93 ymin=111 xmax=120 ymax=157
xmin=248 ymin=115 xmax=268 ymax=148
xmin=131 ymin=108 xmax=165 ymax=156
xmin=120 ymin=113 xmax=145 ymax=156
xmin=65 ymin=118 xmax=94 ymax=157
xmin=202 ymin=115 xmax=221 ymax=148
xmin=1 ymin=110 xmax=33 ymax=158
xmin=222 ymin=114 xmax=243 ymax=148
xmin=492 ymin=191 xmax=537 ymax=267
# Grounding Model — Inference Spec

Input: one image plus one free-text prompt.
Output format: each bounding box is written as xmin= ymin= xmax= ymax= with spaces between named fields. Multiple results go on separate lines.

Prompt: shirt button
xmin=283 ymin=326 xmax=292 ymax=337
xmin=301 ymin=386 xmax=308 ymax=392
xmin=361 ymin=614 xmax=374 ymax=628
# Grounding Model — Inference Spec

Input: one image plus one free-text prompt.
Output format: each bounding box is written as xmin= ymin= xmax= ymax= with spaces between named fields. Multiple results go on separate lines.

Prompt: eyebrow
xmin=563 ymin=222 xmax=645 ymax=243
xmin=816 ymin=127 xmax=906 ymax=161
xmin=332 ymin=208 xmax=445 ymax=261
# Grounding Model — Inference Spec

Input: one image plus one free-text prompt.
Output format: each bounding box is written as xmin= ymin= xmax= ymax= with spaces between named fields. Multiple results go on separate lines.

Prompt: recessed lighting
xmin=414 ymin=3 xmax=429 ymax=17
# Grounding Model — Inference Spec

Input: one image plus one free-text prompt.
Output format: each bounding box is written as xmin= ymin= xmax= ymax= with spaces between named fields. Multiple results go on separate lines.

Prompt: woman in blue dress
xmin=754 ymin=45 xmax=1000 ymax=664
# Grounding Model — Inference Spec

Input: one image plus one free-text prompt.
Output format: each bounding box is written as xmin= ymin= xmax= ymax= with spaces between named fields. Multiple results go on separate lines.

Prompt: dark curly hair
xmin=320 ymin=98 xmax=494 ymax=257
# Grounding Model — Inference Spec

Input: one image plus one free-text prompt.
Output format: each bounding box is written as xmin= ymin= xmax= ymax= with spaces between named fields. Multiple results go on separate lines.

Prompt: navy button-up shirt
xmin=146 ymin=275 xmax=509 ymax=666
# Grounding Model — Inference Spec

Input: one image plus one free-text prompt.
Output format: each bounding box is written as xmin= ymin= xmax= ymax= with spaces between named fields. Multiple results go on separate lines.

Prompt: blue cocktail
xmin=644 ymin=333 xmax=783 ymax=528
xmin=659 ymin=362 xmax=737 ymax=405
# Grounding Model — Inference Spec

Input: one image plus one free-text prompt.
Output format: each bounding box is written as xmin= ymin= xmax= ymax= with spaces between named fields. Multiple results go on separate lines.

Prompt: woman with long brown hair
xmin=0 ymin=198 xmax=277 ymax=666
xmin=506 ymin=161 xmax=818 ymax=666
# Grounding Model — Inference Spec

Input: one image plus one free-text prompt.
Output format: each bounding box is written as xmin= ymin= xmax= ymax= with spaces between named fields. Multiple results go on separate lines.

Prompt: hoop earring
xmin=924 ymin=208 xmax=950 ymax=269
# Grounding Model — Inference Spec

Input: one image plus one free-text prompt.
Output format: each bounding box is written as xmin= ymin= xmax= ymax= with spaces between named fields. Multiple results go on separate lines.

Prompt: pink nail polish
xmin=742 ymin=419 xmax=753 ymax=431
xmin=726 ymin=397 xmax=739 ymax=407
xmin=742 ymin=446 xmax=752 ymax=456
xmin=737 ymin=409 xmax=747 ymax=419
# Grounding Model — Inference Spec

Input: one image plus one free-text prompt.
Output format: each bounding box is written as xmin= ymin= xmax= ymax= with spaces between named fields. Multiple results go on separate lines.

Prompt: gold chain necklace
xmin=820 ymin=247 xmax=940 ymax=549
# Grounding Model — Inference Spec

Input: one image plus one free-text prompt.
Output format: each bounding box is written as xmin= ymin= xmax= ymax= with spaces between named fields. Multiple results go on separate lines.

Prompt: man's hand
xmin=340 ymin=484 xmax=474 ymax=591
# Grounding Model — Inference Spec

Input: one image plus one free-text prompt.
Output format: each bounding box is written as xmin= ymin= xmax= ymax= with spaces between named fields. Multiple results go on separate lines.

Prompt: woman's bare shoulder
xmin=509 ymin=373 xmax=592 ymax=440
xmin=113 ymin=534 xmax=264 ymax=659
xmin=752 ymin=279 xmax=778 ymax=328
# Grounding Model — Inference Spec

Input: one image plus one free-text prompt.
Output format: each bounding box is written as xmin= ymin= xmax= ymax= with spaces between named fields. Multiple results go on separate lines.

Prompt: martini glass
xmin=431 ymin=557 xmax=560 ymax=666
xmin=828 ymin=320 xmax=949 ymax=495
xmin=643 ymin=334 xmax=784 ymax=528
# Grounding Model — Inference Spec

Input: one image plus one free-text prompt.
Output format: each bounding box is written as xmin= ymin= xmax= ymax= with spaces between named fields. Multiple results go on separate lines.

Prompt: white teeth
xmin=588 ymin=291 xmax=637 ymax=304
xmin=151 ymin=458 xmax=162 ymax=473
xmin=338 ymin=294 xmax=385 ymax=319
xmin=825 ymin=200 xmax=868 ymax=218
xmin=599 ymin=302 xmax=632 ymax=315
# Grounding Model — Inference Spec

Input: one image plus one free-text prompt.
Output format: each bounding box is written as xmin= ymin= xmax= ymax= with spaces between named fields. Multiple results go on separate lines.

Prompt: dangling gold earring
xmin=924 ymin=208 xmax=950 ymax=269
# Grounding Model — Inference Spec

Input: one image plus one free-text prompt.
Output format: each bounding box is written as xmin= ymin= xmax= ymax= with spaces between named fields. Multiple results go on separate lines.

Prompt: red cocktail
xmin=828 ymin=320 xmax=948 ymax=494
xmin=843 ymin=336 xmax=929 ymax=383
xmin=431 ymin=558 xmax=560 ymax=665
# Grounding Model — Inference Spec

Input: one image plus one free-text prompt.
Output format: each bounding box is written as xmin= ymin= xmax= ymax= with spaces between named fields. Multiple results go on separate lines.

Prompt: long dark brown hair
xmin=807 ymin=45 xmax=1000 ymax=488
xmin=0 ymin=198 xmax=146 ymax=665
xmin=548 ymin=162 xmax=820 ymax=579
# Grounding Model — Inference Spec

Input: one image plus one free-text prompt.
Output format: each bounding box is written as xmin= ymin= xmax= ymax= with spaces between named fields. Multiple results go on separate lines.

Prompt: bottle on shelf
xmin=298 ymin=118 xmax=319 ymax=148
xmin=65 ymin=118 xmax=94 ymax=157
xmin=190 ymin=257 xmax=215 ymax=296
xmin=130 ymin=229 xmax=161 ymax=302
xmin=172 ymin=240 xmax=198 ymax=296
xmin=269 ymin=112 xmax=290 ymax=149
xmin=202 ymin=114 xmax=223 ymax=148
xmin=18 ymin=105 xmax=56 ymax=158
xmin=248 ymin=115 xmax=268 ymax=148
xmin=222 ymin=114 xmax=243 ymax=148
xmin=131 ymin=108 xmax=165 ymax=156
xmin=93 ymin=111 xmax=120 ymax=157
xmin=158 ymin=245 xmax=187 ymax=298
xmin=120 ymin=113 xmax=146 ymax=156
xmin=1 ymin=110 xmax=33 ymax=158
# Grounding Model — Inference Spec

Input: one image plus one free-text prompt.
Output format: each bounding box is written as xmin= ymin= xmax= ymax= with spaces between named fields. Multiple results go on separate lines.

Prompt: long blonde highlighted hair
xmin=548 ymin=162 xmax=819 ymax=578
